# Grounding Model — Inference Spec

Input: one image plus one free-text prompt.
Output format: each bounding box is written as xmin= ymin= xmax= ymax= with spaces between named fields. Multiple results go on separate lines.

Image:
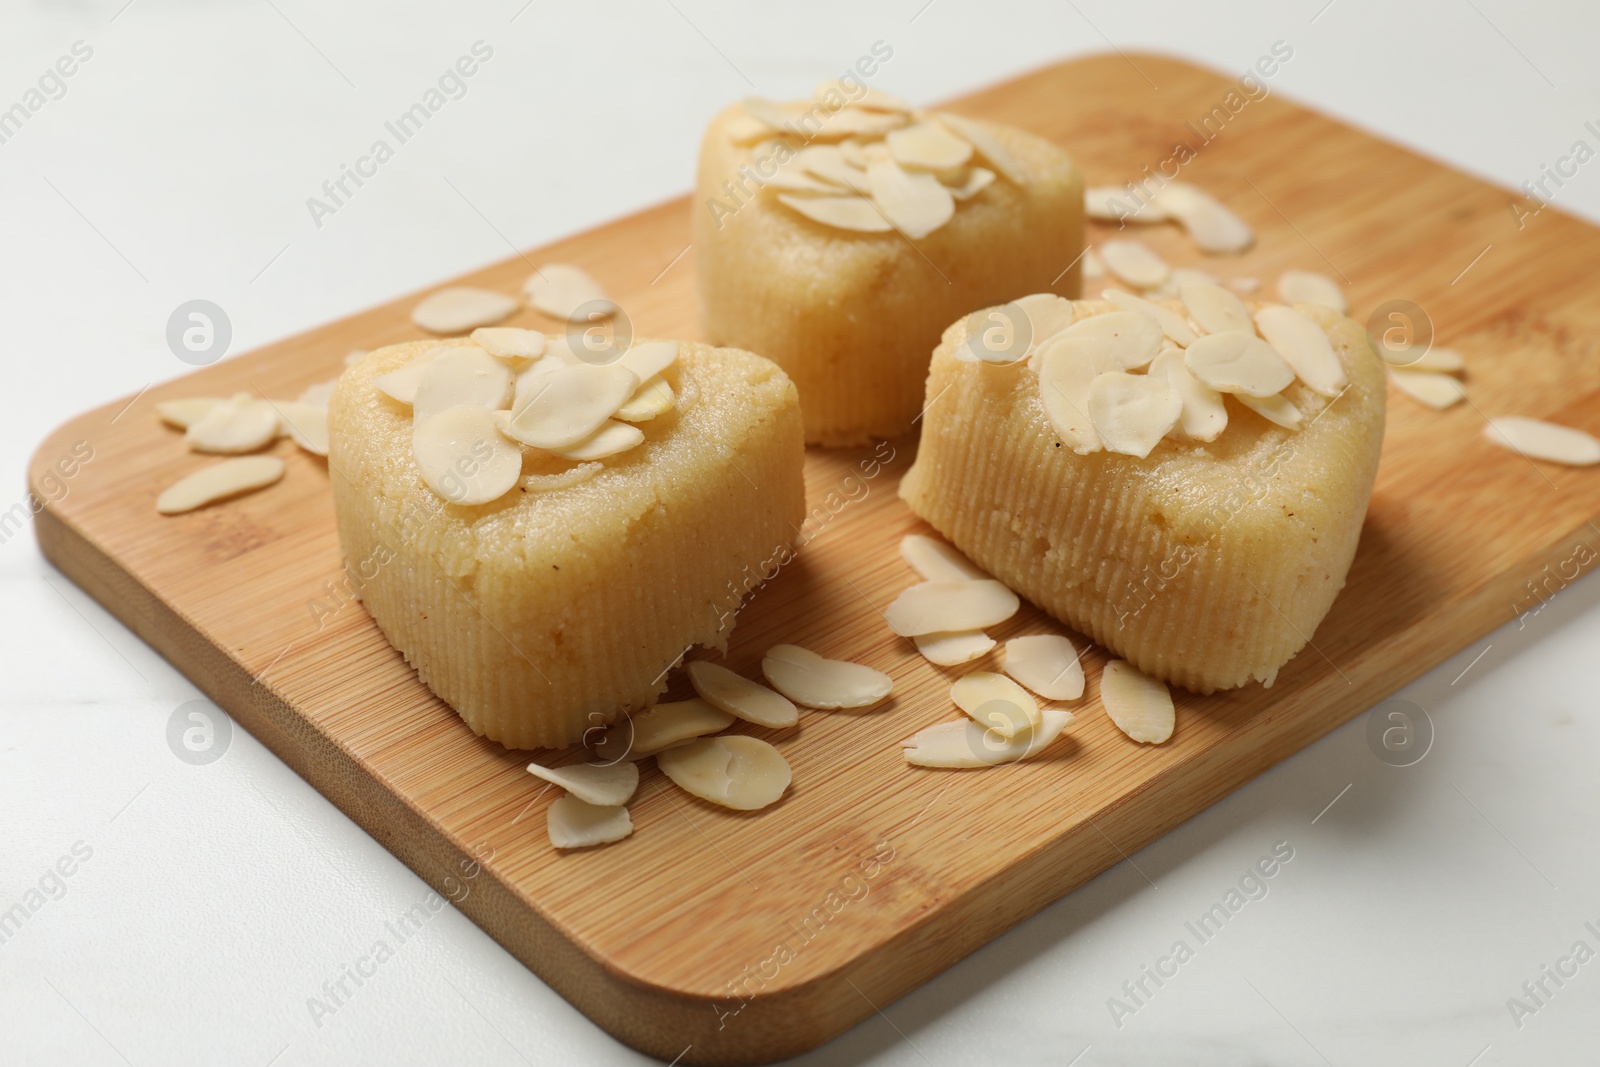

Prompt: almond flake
xmin=1014 ymin=293 xmax=1077 ymax=352
xmin=900 ymin=533 xmax=987 ymax=582
xmin=411 ymin=287 xmax=519 ymax=335
xmin=1100 ymin=660 xmax=1174 ymax=743
xmin=687 ymin=660 xmax=798 ymax=728
xmin=1184 ymin=331 xmax=1295 ymax=397
xmin=950 ymin=671 xmax=1041 ymax=738
xmin=525 ymin=264 xmax=616 ymax=322
xmin=936 ymin=112 xmax=1023 ymax=184
xmin=500 ymin=363 xmax=637 ymax=450
xmin=1179 ymin=278 xmax=1252 ymax=335
xmin=618 ymin=339 xmax=679 ymax=382
xmin=1388 ymin=369 xmax=1465 ymax=409
xmin=884 ymin=579 xmax=1020 ymax=637
xmin=866 ymin=159 xmax=954 ymax=239
xmin=1483 ymin=416 xmax=1600 ymax=465
xmin=777 ymin=193 xmax=893 ymax=233
xmin=813 ymin=80 xmax=911 ymax=113
xmin=1229 ymin=277 xmax=1261 ymax=294
xmin=814 ymin=107 xmax=907 ymax=139
xmin=156 ymin=397 xmax=225 ymax=430
xmin=615 ymin=376 xmax=675 ymax=422
xmin=913 ymin=630 xmax=996 ymax=666
xmin=1150 ymin=345 xmax=1227 ymax=442
xmin=1059 ymin=310 xmax=1165 ymax=369
xmin=550 ymin=420 xmax=644 ymax=461
xmin=470 ymin=327 xmax=546 ymax=361
xmin=157 ymin=456 xmax=285 ymax=515
xmin=947 ymin=167 xmax=996 ymax=200
xmin=1085 ymin=186 xmax=1168 ymax=223
xmin=412 ymin=345 xmax=513 ymax=424
xmin=763 ymin=166 xmax=840 ymax=194
xmin=1082 ymin=248 xmax=1106 ymax=280
xmin=184 ymin=395 xmax=280 ymax=454
xmin=1276 ymin=269 xmax=1348 ymax=312
xmin=1235 ymin=391 xmax=1303 ymax=430
xmin=1099 ymin=239 xmax=1169 ymax=289
xmin=901 ymin=707 xmax=1073 ymax=768
xmin=1001 ymin=635 xmax=1084 ymax=701
xmin=372 ymin=347 xmax=448 ymax=406
xmin=527 ymin=760 xmax=639 ymax=807
xmin=1087 ymin=371 xmax=1182 ymax=458
xmin=886 ymin=121 xmax=973 ymax=170
xmin=657 ymin=736 xmax=791 ymax=811
xmin=298 ymin=379 xmax=339 ymax=406
xmin=413 ymin=405 xmax=523 ymax=505
xmin=1253 ymin=305 xmax=1348 ymax=397
xmin=592 ymin=699 xmax=735 ymax=762
xmin=1403 ymin=346 xmax=1466 ymax=374
xmin=725 ymin=113 xmax=771 ymax=145
xmin=274 ymin=401 xmax=330 ymax=456
xmin=1104 ymin=290 xmax=1198 ymax=346
xmin=547 ymin=796 xmax=632 ymax=849
xmin=794 ymin=145 xmax=871 ymax=193
xmin=1158 ymin=184 xmax=1254 ymax=253
xmin=1037 ymin=335 xmax=1122 ymax=453
xmin=761 ymin=644 xmax=893 ymax=710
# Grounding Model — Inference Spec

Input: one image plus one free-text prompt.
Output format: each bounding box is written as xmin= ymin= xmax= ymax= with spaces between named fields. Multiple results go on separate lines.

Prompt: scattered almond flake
xmin=156 ymin=397 xmax=225 ymax=430
xmin=1235 ymin=391 xmax=1303 ymax=430
xmin=1099 ymin=239 xmax=1169 ymax=289
xmin=1396 ymin=346 xmax=1466 ymax=374
xmin=900 ymin=533 xmax=988 ymax=582
xmin=157 ymin=456 xmax=285 ymax=515
xmin=1002 ymin=635 xmax=1084 ymax=701
xmin=778 ymin=192 xmax=893 ymax=233
xmin=1253 ymin=305 xmax=1348 ymax=397
xmin=592 ymin=699 xmax=734 ymax=762
xmin=886 ymin=120 xmax=973 ymax=171
xmin=792 ymin=144 xmax=871 ymax=192
xmin=1146 ymin=266 xmax=1220 ymax=301
xmin=618 ymin=339 xmax=678 ymax=382
xmin=935 ymin=112 xmax=1024 ymax=185
xmin=525 ymin=264 xmax=617 ymax=322
xmin=411 ymin=287 xmax=519 ymax=335
xmin=1084 ymin=185 xmax=1168 ymax=223
xmin=412 ymin=345 xmax=513 ymax=424
xmin=1103 ymin=290 xmax=1197 ymax=347
xmin=413 ymin=405 xmax=523 ymax=505
xmin=657 ymin=735 xmax=791 ymax=810
xmin=866 ymin=159 xmax=954 ymax=239
xmin=725 ymin=113 xmax=772 ymax=145
xmin=1088 ymin=371 xmax=1182 ymax=457
xmin=1082 ymin=248 xmax=1106 ymax=280
xmin=838 ymin=138 xmax=872 ymax=169
xmin=1483 ymin=416 xmax=1600 ymax=466
xmin=549 ymin=420 xmax=645 ymax=461
xmin=813 ymin=80 xmax=911 ymax=113
xmin=1037 ymin=334 xmax=1121 ymax=453
xmin=1059 ymin=309 xmax=1165 ymax=370
xmin=1277 ymin=269 xmax=1348 ymax=313
xmin=471 ymin=327 xmax=546 ymax=361
xmin=1157 ymin=184 xmax=1254 ymax=254
xmin=343 ymin=349 xmax=367 ymax=366
xmin=1229 ymin=277 xmax=1261 ymax=293
xmin=901 ymin=707 xmax=1073 ymax=768
xmin=950 ymin=671 xmax=1041 ymax=739
xmin=761 ymin=644 xmax=893 ymax=710
xmin=1388 ymin=369 xmax=1465 ymax=409
xmin=1150 ymin=344 xmax=1227 ymax=442
xmin=298 ymin=379 xmax=339 ymax=406
xmin=686 ymin=660 xmax=798 ymax=728
xmin=499 ymin=363 xmax=637 ymax=450
xmin=184 ymin=395 xmax=281 ymax=454
xmin=615 ymin=376 xmax=675 ymax=422
xmin=527 ymin=759 xmax=640 ymax=807
xmin=1179 ymin=278 xmax=1252 ymax=335
xmin=913 ymin=630 xmax=996 ymax=666
xmin=1100 ymin=661 xmax=1174 ymax=743
xmin=1184 ymin=332 xmax=1295 ymax=397
xmin=372 ymin=348 xmax=448 ymax=406
xmin=547 ymin=796 xmax=632 ymax=850
xmin=884 ymin=579 xmax=1020 ymax=637
xmin=946 ymin=167 xmax=996 ymax=200
xmin=273 ymin=401 xmax=329 ymax=456
xmin=1013 ymin=293 xmax=1077 ymax=353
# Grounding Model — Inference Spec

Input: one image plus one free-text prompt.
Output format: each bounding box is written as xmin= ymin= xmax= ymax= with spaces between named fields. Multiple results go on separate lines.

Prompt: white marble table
xmin=3 ymin=1 xmax=1598 ymax=1063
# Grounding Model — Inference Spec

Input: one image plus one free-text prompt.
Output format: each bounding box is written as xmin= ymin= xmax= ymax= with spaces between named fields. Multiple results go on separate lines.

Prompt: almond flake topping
xmin=1059 ymin=309 xmax=1165 ymax=369
xmin=1235 ymin=391 xmax=1304 ymax=430
xmin=1013 ymin=293 xmax=1077 ymax=353
xmin=761 ymin=644 xmax=893 ymax=710
xmin=372 ymin=347 xmax=447 ymax=406
xmin=499 ymin=363 xmax=636 ymax=450
xmin=413 ymin=405 xmax=523 ymax=505
xmin=866 ymin=159 xmax=954 ymax=239
xmin=411 ymin=287 xmax=518 ymax=335
xmin=948 ymin=167 xmax=996 ymax=200
xmin=157 ymin=456 xmax=285 ymax=515
xmin=1099 ymin=239 xmax=1170 ymax=289
xmin=1179 ymin=278 xmax=1253 ymax=335
xmin=935 ymin=112 xmax=1024 ymax=184
xmin=1276 ymin=269 xmax=1348 ymax=312
xmin=1038 ymin=334 xmax=1121 ymax=453
xmin=1184 ymin=331 xmax=1295 ymax=397
xmin=1483 ymin=416 xmax=1600 ymax=466
xmin=527 ymin=760 xmax=640 ymax=808
xmin=813 ymin=80 xmax=912 ymax=113
xmin=1104 ymin=289 xmax=1198 ymax=347
xmin=657 ymin=736 xmax=791 ymax=811
xmin=950 ymin=671 xmax=1041 ymax=738
xmin=411 ymin=345 xmax=513 ymax=424
xmin=687 ymin=661 xmax=799 ymax=728
xmin=1087 ymin=371 xmax=1182 ymax=458
xmin=618 ymin=339 xmax=679 ymax=382
xmin=525 ymin=264 xmax=616 ymax=322
xmin=885 ymin=580 xmax=1020 ymax=637
xmin=471 ymin=327 xmax=546 ymax=361
xmin=1002 ymin=635 xmax=1084 ymax=701
xmin=550 ymin=420 xmax=645 ymax=461
xmin=886 ymin=120 xmax=973 ymax=170
xmin=1253 ymin=305 xmax=1348 ymax=397
xmin=1100 ymin=660 xmax=1175 ymax=743
xmin=777 ymin=193 xmax=892 ymax=233
xmin=274 ymin=401 xmax=330 ymax=456
xmin=615 ymin=376 xmax=675 ymax=422
xmin=901 ymin=707 xmax=1073 ymax=768
xmin=1150 ymin=345 xmax=1227 ymax=442
xmin=547 ymin=796 xmax=632 ymax=850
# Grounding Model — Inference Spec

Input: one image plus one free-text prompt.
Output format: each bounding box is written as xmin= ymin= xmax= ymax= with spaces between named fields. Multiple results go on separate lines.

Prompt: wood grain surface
xmin=28 ymin=53 xmax=1600 ymax=1065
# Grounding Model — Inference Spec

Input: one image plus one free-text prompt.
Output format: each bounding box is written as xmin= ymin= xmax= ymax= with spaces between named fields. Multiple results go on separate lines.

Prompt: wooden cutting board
xmin=29 ymin=54 xmax=1600 ymax=1065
